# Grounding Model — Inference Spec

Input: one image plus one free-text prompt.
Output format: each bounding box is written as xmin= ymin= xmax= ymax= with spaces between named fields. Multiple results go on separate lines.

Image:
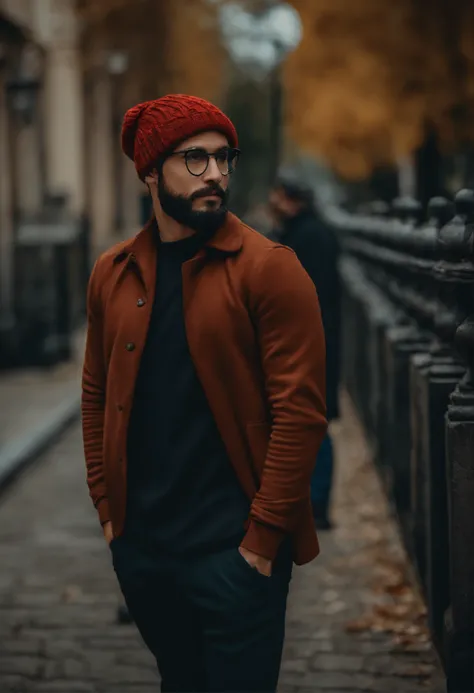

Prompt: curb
xmin=0 ymin=392 xmax=81 ymax=492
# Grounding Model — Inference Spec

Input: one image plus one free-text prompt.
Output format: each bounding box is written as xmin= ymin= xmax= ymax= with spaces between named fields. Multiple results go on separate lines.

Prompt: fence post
xmin=434 ymin=189 xmax=474 ymax=691
xmin=327 ymin=187 xmax=474 ymax=686
xmin=408 ymin=197 xmax=457 ymax=601
xmin=412 ymin=198 xmax=465 ymax=652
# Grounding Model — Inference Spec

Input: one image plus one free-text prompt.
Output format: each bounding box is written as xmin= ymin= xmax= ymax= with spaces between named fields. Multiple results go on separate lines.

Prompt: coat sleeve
xmin=240 ymin=246 xmax=328 ymax=560
xmin=81 ymin=259 xmax=110 ymax=526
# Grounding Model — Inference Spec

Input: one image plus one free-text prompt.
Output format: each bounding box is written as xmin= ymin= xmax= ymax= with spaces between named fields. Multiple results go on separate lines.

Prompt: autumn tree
xmin=77 ymin=0 xmax=276 ymax=214
xmin=77 ymin=0 xmax=228 ymax=103
xmin=284 ymin=0 xmax=474 ymax=180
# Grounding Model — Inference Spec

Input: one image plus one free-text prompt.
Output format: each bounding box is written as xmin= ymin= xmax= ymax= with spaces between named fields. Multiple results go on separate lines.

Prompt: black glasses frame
xmin=168 ymin=147 xmax=241 ymax=177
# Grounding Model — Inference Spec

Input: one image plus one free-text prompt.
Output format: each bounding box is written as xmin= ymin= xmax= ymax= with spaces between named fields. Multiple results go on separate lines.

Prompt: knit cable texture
xmin=121 ymin=94 xmax=238 ymax=179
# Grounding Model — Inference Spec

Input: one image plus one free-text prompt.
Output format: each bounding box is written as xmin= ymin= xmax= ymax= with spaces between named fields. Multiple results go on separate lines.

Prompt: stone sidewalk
xmin=0 ymin=393 xmax=446 ymax=693
xmin=0 ymin=330 xmax=85 ymax=489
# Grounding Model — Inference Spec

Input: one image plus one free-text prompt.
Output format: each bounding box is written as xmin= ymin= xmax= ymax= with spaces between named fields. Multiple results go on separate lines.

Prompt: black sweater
xmin=125 ymin=233 xmax=249 ymax=555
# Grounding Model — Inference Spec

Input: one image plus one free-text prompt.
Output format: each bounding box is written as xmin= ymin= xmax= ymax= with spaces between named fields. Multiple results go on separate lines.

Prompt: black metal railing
xmin=0 ymin=210 xmax=92 ymax=369
xmin=323 ymin=190 xmax=474 ymax=692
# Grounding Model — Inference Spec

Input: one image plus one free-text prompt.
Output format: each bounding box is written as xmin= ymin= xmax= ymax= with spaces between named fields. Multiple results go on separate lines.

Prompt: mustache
xmin=190 ymin=185 xmax=226 ymax=202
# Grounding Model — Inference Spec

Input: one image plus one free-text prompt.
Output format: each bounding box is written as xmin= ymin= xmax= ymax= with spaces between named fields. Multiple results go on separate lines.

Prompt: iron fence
xmin=0 ymin=212 xmax=91 ymax=369
xmin=324 ymin=190 xmax=474 ymax=692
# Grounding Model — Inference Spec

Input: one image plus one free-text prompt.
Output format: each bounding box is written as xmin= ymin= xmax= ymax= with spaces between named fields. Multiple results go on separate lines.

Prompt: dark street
xmin=0 ymin=395 xmax=444 ymax=693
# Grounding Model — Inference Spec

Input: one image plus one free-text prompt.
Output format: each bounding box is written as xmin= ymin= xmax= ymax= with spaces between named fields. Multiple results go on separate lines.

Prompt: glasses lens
xmin=220 ymin=148 xmax=239 ymax=175
xmin=184 ymin=148 xmax=240 ymax=176
xmin=185 ymin=150 xmax=209 ymax=176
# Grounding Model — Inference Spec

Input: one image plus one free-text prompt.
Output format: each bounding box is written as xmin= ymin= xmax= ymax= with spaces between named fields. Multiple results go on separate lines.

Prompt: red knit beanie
xmin=121 ymin=94 xmax=239 ymax=179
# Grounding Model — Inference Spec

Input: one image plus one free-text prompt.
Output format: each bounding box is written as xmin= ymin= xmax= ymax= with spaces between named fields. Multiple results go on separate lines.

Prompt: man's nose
xmin=202 ymin=156 xmax=223 ymax=184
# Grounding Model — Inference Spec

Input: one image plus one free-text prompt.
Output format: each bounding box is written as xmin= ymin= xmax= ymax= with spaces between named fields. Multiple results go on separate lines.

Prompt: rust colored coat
xmin=81 ymin=213 xmax=327 ymax=564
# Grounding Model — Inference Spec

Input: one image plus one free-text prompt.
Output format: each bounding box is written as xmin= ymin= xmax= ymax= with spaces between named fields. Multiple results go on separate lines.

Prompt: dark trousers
xmin=310 ymin=433 xmax=334 ymax=510
xmin=110 ymin=535 xmax=293 ymax=692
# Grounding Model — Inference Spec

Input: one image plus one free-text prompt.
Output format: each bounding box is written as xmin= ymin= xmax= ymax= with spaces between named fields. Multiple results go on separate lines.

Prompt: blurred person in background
xmin=82 ymin=94 xmax=327 ymax=692
xmin=269 ymin=174 xmax=342 ymax=530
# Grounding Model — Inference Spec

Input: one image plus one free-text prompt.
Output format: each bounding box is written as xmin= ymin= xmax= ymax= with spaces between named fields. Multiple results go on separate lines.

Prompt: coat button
xmin=137 ymin=298 xmax=145 ymax=307
xmin=125 ymin=342 xmax=135 ymax=352
xmin=117 ymin=404 xmax=123 ymax=411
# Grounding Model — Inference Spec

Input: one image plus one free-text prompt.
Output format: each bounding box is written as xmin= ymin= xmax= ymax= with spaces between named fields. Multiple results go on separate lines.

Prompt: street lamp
xmin=219 ymin=2 xmax=302 ymax=78
xmin=218 ymin=1 xmax=302 ymax=184
xmin=105 ymin=50 xmax=129 ymax=76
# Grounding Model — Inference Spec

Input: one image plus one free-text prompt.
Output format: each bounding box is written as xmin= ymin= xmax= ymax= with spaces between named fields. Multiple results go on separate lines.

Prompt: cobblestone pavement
xmin=0 ymin=393 xmax=446 ymax=693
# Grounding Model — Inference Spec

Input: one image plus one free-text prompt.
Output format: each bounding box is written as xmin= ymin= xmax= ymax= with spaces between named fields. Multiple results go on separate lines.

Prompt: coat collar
xmin=112 ymin=212 xmax=243 ymax=266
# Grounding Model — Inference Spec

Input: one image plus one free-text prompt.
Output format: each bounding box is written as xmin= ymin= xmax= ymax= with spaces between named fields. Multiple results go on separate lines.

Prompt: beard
xmin=158 ymin=177 xmax=229 ymax=241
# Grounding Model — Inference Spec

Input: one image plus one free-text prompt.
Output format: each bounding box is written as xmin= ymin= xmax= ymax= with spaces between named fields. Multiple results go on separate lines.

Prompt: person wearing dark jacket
xmin=268 ymin=176 xmax=341 ymax=529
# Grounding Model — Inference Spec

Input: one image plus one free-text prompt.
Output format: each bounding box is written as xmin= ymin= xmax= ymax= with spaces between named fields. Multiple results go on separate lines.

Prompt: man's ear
xmin=144 ymin=169 xmax=158 ymax=186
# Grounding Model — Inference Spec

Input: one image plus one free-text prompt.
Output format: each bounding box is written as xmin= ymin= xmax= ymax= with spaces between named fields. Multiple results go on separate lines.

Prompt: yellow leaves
xmin=283 ymin=0 xmax=474 ymax=178
xmin=345 ymin=554 xmax=430 ymax=649
xmin=79 ymin=0 xmax=474 ymax=177
xmin=79 ymin=0 xmax=226 ymax=104
xmin=160 ymin=0 xmax=227 ymax=102
xmin=77 ymin=0 xmax=138 ymax=25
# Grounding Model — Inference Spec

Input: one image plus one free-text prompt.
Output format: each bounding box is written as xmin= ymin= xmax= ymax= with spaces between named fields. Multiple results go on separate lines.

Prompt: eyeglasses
xmin=169 ymin=147 xmax=240 ymax=177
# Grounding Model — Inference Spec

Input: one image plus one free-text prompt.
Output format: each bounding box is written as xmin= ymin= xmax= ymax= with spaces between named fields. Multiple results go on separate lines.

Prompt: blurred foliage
xmin=78 ymin=0 xmax=474 ymax=182
xmin=78 ymin=0 xmax=227 ymax=102
xmin=158 ymin=0 xmax=227 ymax=103
xmin=77 ymin=0 xmax=275 ymax=215
xmin=284 ymin=0 xmax=474 ymax=178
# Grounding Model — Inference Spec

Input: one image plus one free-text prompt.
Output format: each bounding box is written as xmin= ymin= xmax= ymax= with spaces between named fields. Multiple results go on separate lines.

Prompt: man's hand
xmin=238 ymin=546 xmax=272 ymax=577
xmin=103 ymin=521 xmax=114 ymax=546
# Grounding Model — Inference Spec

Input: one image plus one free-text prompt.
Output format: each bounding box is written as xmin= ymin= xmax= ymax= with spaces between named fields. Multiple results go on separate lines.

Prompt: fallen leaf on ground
xmin=345 ymin=618 xmax=373 ymax=633
xmin=393 ymin=632 xmax=430 ymax=648
xmin=61 ymin=585 xmax=83 ymax=603
xmin=398 ymin=664 xmax=434 ymax=678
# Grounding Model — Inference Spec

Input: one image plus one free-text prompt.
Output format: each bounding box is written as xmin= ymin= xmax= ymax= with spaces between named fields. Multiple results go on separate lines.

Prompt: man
xmin=82 ymin=94 xmax=327 ymax=693
xmin=269 ymin=175 xmax=341 ymax=529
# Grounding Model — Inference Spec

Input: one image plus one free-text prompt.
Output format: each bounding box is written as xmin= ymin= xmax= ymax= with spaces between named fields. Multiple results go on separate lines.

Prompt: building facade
xmin=0 ymin=0 xmax=142 ymax=368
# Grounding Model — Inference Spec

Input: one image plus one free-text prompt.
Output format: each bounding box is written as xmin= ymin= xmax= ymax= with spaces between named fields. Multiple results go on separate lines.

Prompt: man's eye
xmin=215 ymin=151 xmax=228 ymax=163
xmin=187 ymin=151 xmax=207 ymax=162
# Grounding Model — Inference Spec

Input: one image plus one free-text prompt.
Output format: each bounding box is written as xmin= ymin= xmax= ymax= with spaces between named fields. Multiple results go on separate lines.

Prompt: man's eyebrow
xmin=179 ymin=145 xmax=230 ymax=153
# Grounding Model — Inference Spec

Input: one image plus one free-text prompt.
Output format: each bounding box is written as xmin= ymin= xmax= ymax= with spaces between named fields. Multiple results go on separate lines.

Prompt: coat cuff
xmin=96 ymin=498 xmax=111 ymax=526
xmin=240 ymin=519 xmax=286 ymax=561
